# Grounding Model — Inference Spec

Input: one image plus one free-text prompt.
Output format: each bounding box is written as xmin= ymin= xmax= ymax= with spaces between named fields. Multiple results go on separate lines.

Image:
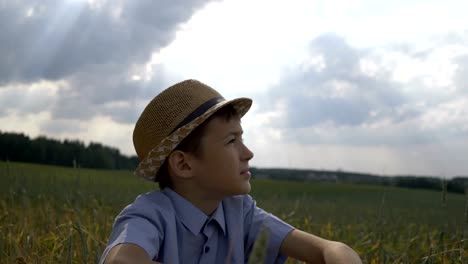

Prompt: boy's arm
xmin=105 ymin=243 xmax=162 ymax=264
xmin=279 ymin=229 xmax=362 ymax=264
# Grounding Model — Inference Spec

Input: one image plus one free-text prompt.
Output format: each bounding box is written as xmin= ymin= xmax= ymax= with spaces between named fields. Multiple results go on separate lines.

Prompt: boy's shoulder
xmin=117 ymin=190 xmax=176 ymax=221
xmin=117 ymin=190 xmax=257 ymax=224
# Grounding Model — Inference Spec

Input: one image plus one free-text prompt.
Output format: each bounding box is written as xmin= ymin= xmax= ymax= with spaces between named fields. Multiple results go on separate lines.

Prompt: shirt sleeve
xmin=99 ymin=197 xmax=164 ymax=264
xmin=243 ymin=195 xmax=295 ymax=264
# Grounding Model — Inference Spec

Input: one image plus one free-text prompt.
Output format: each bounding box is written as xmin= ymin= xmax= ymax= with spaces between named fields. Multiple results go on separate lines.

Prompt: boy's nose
xmin=241 ymin=143 xmax=254 ymax=161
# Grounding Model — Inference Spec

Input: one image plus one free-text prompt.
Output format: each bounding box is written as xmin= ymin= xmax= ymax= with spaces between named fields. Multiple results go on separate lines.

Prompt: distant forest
xmin=1 ymin=131 xmax=467 ymax=193
xmin=250 ymin=168 xmax=468 ymax=194
xmin=0 ymin=131 xmax=139 ymax=170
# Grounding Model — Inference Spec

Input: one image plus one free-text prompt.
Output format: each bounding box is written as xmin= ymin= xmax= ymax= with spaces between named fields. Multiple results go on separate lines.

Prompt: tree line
xmin=250 ymin=168 xmax=468 ymax=194
xmin=0 ymin=131 xmax=139 ymax=170
xmin=1 ymin=131 xmax=467 ymax=193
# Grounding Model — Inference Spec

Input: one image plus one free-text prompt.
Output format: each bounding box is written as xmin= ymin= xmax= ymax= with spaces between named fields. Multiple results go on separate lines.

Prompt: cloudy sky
xmin=1 ymin=0 xmax=468 ymax=177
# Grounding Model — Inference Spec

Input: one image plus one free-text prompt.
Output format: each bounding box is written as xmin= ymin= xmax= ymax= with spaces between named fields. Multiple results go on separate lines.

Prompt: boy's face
xmin=189 ymin=114 xmax=254 ymax=199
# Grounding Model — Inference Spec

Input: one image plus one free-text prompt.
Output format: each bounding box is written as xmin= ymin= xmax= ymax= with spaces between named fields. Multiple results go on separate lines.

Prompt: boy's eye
xmin=227 ymin=137 xmax=244 ymax=144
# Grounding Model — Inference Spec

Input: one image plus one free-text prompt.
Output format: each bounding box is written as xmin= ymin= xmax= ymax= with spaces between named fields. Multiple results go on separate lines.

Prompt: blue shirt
xmin=100 ymin=188 xmax=294 ymax=264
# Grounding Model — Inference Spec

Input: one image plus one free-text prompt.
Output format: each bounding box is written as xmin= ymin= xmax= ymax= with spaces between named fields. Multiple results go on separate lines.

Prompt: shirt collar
xmin=162 ymin=188 xmax=226 ymax=235
xmin=210 ymin=201 xmax=226 ymax=235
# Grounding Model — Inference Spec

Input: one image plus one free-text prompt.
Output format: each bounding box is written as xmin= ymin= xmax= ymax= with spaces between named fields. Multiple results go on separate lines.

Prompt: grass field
xmin=1 ymin=161 xmax=466 ymax=263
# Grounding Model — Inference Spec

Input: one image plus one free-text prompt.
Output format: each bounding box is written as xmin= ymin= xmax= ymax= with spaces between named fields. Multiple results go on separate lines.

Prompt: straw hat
xmin=133 ymin=79 xmax=252 ymax=181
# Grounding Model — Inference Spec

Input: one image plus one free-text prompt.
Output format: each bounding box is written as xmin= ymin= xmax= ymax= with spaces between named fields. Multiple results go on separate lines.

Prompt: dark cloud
xmin=0 ymin=83 xmax=57 ymax=116
xmin=0 ymin=0 xmax=216 ymax=123
xmin=256 ymin=33 xmax=468 ymax=147
xmin=0 ymin=0 xmax=213 ymax=83
xmin=48 ymin=64 xmax=172 ymax=123
xmin=262 ymin=33 xmax=407 ymax=129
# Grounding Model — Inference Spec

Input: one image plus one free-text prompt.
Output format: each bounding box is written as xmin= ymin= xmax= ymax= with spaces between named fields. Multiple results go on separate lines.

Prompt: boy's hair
xmin=157 ymin=104 xmax=239 ymax=189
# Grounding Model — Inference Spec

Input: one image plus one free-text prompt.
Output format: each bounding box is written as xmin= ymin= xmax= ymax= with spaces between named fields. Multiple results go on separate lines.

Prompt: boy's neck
xmin=172 ymin=186 xmax=222 ymax=216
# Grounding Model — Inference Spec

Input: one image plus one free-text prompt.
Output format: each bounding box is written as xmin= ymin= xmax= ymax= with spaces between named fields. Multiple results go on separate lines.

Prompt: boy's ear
xmin=167 ymin=150 xmax=194 ymax=179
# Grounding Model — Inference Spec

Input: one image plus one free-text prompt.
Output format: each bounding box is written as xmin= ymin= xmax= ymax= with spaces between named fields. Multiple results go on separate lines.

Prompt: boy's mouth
xmin=240 ymin=168 xmax=251 ymax=177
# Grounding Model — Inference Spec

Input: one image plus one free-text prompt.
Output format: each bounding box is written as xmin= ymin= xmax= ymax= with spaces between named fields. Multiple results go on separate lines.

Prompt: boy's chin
xmin=224 ymin=183 xmax=251 ymax=197
xmin=219 ymin=182 xmax=251 ymax=198
xmin=236 ymin=182 xmax=251 ymax=195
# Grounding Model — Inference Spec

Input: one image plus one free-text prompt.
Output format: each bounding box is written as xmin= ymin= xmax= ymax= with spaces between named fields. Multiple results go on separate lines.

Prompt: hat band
xmin=171 ymin=96 xmax=225 ymax=133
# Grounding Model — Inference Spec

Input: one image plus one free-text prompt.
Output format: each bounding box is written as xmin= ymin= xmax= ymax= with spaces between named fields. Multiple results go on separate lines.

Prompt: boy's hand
xmin=280 ymin=229 xmax=362 ymax=264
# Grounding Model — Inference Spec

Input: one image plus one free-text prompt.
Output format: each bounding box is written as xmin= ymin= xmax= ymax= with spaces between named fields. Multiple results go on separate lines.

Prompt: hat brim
xmin=134 ymin=97 xmax=252 ymax=181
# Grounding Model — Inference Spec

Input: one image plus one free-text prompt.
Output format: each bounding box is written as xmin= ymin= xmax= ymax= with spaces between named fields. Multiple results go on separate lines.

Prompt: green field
xmin=1 ymin=161 xmax=466 ymax=263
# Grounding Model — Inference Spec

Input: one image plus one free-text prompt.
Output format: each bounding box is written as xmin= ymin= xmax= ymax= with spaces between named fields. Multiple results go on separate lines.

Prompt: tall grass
xmin=1 ymin=161 xmax=466 ymax=263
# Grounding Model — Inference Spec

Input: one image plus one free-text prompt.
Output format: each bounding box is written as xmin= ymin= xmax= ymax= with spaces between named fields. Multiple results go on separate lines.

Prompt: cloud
xmin=0 ymin=81 xmax=63 ymax=117
xmin=256 ymin=33 xmax=468 ymax=147
xmin=454 ymin=54 xmax=468 ymax=94
xmin=247 ymin=138 xmax=468 ymax=176
xmin=38 ymin=115 xmax=136 ymax=155
xmin=1 ymin=0 xmax=213 ymax=83
xmin=0 ymin=0 xmax=216 ymax=123
xmin=261 ymin=33 xmax=407 ymax=128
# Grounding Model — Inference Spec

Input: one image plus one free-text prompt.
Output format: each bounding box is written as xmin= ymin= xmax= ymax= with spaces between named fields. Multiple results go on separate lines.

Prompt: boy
xmin=100 ymin=79 xmax=362 ymax=263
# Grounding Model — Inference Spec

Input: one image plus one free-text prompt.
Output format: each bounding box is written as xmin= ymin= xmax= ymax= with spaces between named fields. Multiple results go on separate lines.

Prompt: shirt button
xmin=204 ymin=246 xmax=210 ymax=253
